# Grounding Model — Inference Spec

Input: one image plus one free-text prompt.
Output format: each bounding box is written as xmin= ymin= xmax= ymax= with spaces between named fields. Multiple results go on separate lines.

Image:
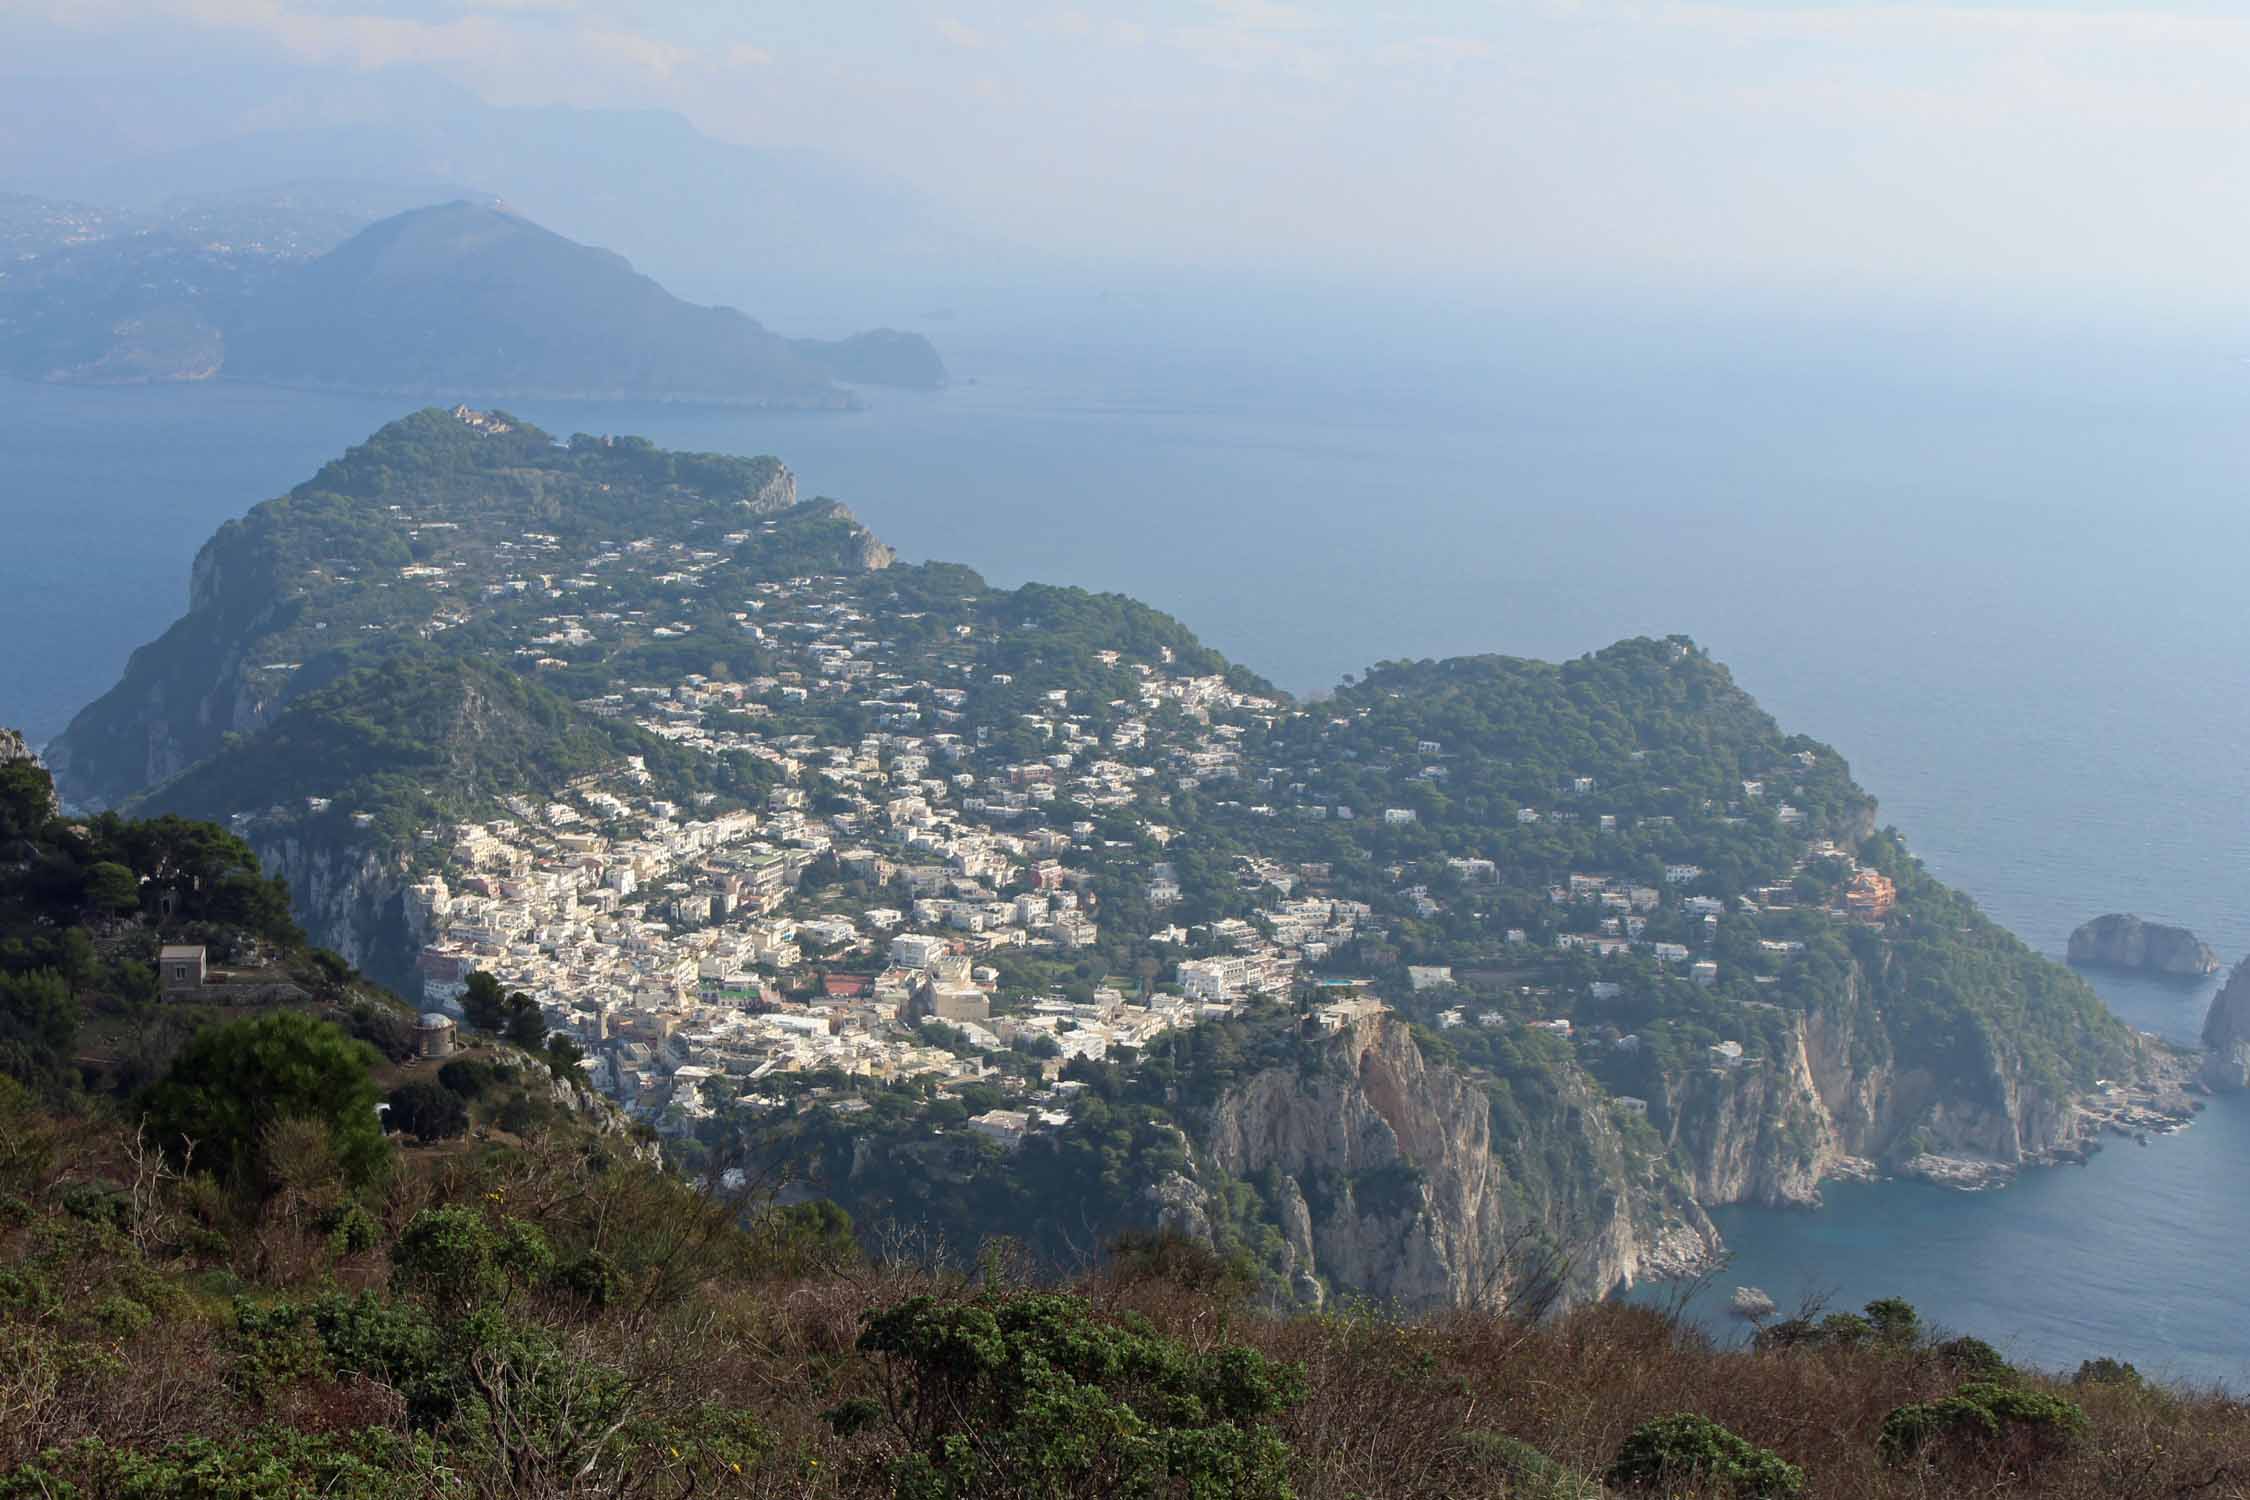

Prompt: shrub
xmin=1104 ymin=1227 xmax=1256 ymax=1298
xmin=61 ymin=1180 xmax=131 ymax=1232
xmin=1752 ymin=1317 xmax=1819 ymax=1353
xmin=0 ymin=1428 xmax=443 ymax=1500
xmin=318 ymin=1202 xmax=381 ymax=1255
xmin=1863 ymin=1297 xmax=1921 ymax=1344
xmin=750 ymin=1199 xmax=863 ymax=1278
xmin=391 ymin=1206 xmax=507 ymax=1310
xmin=1606 ymin=1413 xmax=1804 ymax=1498
xmin=437 ymin=1058 xmax=500 ymax=1098
xmin=1879 ymin=1380 xmax=2089 ymax=1467
xmin=139 ymin=1011 xmax=390 ymax=1187
xmin=1817 ymin=1312 xmax=1873 ymax=1348
xmin=826 ymin=1289 xmax=1305 ymax=1499
xmin=1934 ymin=1334 xmax=2015 ymax=1380
xmin=90 ymin=1294 xmax=153 ymax=1339
xmin=1878 ymin=1394 xmax=2000 ymax=1462
xmin=384 ymin=1080 xmax=468 ymax=1143
xmin=552 ymin=1250 xmax=622 ymax=1309
xmin=2074 ymin=1357 xmax=2143 ymax=1388
xmin=391 ymin=1206 xmax=551 ymax=1311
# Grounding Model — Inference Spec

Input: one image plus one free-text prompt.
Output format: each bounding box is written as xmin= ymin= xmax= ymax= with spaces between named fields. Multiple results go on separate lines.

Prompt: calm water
xmin=2 ymin=305 xmax=2245 ymax=1382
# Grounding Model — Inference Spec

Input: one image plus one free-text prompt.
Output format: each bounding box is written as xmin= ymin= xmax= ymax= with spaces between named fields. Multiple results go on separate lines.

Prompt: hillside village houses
xmin=397 ymin=555 xmax=1405 ymax=1144
xmin=376 ymin=412 xmax=1884 ymax=1147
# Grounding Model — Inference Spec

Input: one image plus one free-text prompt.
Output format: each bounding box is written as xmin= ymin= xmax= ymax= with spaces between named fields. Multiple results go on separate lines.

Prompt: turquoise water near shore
xmin=3 ymin=310 xmax=2245 ymax=1383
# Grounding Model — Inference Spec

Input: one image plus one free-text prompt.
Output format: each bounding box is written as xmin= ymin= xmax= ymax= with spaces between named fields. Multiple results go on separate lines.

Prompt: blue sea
xmin=3 ymin=293 xmax=2246 ymax=1384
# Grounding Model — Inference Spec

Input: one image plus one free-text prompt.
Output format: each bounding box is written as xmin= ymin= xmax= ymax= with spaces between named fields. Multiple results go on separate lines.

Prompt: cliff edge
xmin=2201 ymin=963 xmax=2250 ymax=1091
xmin=1172 ymin=1013 xmax=1715 ymax=1311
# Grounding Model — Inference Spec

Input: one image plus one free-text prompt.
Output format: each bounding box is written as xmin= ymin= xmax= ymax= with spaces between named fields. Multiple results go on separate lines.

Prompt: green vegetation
xmin=1607 ymin=1412 xmax=1804 ymax=1497
xmin=1877 ymin=1380 xmax=2089 ymax=1468
xmin=132 ymin=653 xmax=649 ymax=844
xmin=141 ymin=1011 xmax=390 ymax=1187
xmin=825 ymin=1290 xmax=1304 ymax=1498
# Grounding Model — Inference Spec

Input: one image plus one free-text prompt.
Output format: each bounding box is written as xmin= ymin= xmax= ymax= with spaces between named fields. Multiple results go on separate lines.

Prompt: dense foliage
xmin=141 ymin=1011 xmax=391 ymax=1187
xmin=826 ymin=1290 xmax=1304 ymax=1498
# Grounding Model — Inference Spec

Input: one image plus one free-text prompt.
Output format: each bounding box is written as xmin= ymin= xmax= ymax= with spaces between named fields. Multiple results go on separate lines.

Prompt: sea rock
xmin=1899 ymin=1153 xmax=2015 ymax=1191
xmin=2200 ymin=964 xmax=2250 ymax=1092
xmin=2067 ymin=913 xmax=2219 ymax=977
xmin=1730 ymin=1286 xmax=1776 ymax=1320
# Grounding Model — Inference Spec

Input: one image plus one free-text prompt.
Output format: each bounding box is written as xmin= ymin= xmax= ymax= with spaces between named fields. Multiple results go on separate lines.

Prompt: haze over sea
xmin=5 ymin=292 xmax=2246 ymax=1386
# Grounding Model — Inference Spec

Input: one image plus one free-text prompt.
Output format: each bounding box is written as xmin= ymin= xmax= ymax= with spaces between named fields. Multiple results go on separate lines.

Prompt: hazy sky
xmin=7 ymin=0 xmax=2250 ymax=313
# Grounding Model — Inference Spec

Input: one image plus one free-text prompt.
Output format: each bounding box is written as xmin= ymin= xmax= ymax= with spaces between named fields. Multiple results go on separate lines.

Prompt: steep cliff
xmin=2201 ymin=964 xmax=2250 ymax=1091
xmin=2068 ymin=914 xmax=2219 ymax=977
xmin=1661 ymin=977 xmax=2093 ymax=1207
xmin=248 ymin=827 xmax=421 ymax=988
xmin=1169 ymin=1015 xmax=1713 ymax=1310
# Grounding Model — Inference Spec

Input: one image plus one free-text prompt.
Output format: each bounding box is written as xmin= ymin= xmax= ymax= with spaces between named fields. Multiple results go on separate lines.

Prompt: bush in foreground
xmin=1607 ymin=1412 xmax=1804 ymax=1497
xmin=824 ymin=1289 xmax=1305 ymax=1499
xmin=1878 ymin=1379 xmax=2089 ymax=1468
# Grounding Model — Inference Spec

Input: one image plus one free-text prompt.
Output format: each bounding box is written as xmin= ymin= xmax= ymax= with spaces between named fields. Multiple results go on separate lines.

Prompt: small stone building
xmin=158 ymin=945 xmax=207 ymax=997
xmin=413 ymin=1012 xmax=459 ymax=1060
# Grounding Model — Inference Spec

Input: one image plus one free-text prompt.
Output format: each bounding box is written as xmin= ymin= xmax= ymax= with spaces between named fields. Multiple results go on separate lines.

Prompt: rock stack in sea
xmin=2067 ymin=913 xmax=2220 ymax=977
xmin=2201 ymin=964 xmax=2250 ymax=1092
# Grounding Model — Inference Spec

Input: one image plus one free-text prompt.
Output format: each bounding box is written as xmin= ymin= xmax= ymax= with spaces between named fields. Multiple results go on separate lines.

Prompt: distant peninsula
xmin=0 ymin=200 xmax=945 ymax=406
xmin=2066 ymin=913 xmax=2219 ymax=977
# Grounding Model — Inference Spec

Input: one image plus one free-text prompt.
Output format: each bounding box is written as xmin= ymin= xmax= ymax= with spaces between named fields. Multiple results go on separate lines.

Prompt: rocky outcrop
xmin=2068 ymin=914 xmax=2219 ymax=977
xmin=741 ymin=464 xmax=798 ymax=516
xmin=1171 ymin=1014 xmax=1714 ymax=1312
xmin=1157 ymin=988 xmax=2115 ymax=1312
xmin=1662 ymin=984 xmax=2091 ymax=1205
xmin=854 ymin=531 xmax=897 ymax=572
xmin=2201 ymin=964 xmax=2250 ymax=1091
xmin=0 ymin=728 xmax=61 ymax=822
xmin=249 ymin=828 xmax=420 ymax=991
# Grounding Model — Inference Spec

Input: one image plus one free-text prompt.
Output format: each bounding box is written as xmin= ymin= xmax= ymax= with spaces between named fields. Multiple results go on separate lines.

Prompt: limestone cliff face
xmin=1173 ymin=994 xmax=2103 ymax=1313
xmin=741 ymin=465 xmax=798 ymax=516
xmin=1664 ymin=982 xmax=2088 ymax=1208
xmin=2069 ymin=914 xmax=2219 ymax=977
xmin=2201 ymin=964 xmax=2250 ymax=1091
xmin=250 ymin=828 xmax=420 ymax=990
xmin=1175 ymin=1015 xmax=1714 ymax=1311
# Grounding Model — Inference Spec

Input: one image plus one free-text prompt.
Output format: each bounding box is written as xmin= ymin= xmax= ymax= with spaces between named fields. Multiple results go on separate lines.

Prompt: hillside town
xmin=387 ymin=583 xmax=1862 ymax=1153
xmin=261 ymin=408 xmax=1912 ymax=1157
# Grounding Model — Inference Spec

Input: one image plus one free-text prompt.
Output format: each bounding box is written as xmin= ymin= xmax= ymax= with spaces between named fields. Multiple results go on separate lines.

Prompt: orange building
xmin=1843 ymin=870 xmax=1897 ymax=922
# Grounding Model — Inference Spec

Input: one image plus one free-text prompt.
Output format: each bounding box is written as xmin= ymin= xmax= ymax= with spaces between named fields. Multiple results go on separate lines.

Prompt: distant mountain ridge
xmin=1 ymin=200 xmax=945 ymax=403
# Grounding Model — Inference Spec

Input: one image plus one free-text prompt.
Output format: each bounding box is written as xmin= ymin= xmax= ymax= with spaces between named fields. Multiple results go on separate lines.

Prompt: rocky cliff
xmin=1163 ymin=1015 xmax=1714 ymax=1311
xmin=0 ymin=728 xmax=60 ymax=820
xmin=2201 ymin=964 xmax=2250 ymax=1091
xmin=1662 ymin=980 xmax=2091 ymax=1207
xmin=250 ymin=828 xmax=422 ymax=991
xmin=1162 ymin=981 xmax=2120 ymax=1316
xmin=2068 ymin=914 xmax=2219 ymax=977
